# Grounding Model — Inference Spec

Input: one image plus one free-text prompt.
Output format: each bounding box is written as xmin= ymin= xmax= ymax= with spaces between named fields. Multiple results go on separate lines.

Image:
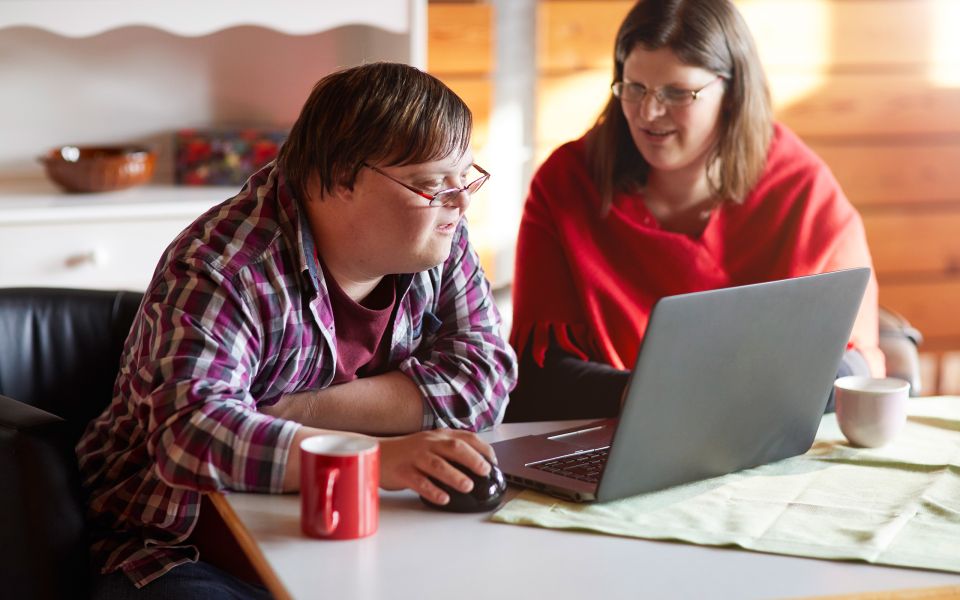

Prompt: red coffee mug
xmin=300 ymin=434 xmax=380 ymax=540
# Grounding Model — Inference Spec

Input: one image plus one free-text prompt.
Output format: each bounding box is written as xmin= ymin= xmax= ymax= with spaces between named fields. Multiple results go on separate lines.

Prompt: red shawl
xmin=511 ymin=124 xmax=884 ymax=376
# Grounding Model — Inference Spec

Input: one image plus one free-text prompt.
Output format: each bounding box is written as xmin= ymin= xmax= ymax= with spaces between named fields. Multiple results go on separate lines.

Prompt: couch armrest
xmin=0 ymin=393 xmax=90 ymax=599
xmin=0 ymin=393 xmax=64 ymax=430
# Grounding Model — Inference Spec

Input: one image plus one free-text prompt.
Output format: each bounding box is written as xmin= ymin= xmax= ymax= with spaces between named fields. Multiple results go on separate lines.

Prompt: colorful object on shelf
xmin=39 ymin=145 xmax=156 ymax=193
xmin=175 ymin=128 xmax=288 ymax=186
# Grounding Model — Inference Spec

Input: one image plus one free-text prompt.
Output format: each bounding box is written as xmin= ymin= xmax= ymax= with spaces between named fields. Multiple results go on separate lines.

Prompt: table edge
xmin=208 ymin=492 xmax=294 ymax=600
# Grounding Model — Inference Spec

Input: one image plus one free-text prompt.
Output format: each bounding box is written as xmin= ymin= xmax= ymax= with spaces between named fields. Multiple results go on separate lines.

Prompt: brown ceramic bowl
xmin=39 ymin=145 xmax=156 ymax=193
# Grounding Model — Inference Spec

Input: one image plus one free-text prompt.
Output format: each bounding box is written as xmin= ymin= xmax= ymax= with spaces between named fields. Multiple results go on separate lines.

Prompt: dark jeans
xmin=91 ymin=560 xmax=273 ymax=600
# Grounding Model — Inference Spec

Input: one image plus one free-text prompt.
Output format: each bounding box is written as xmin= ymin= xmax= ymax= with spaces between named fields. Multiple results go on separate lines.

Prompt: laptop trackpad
xmin=546 ymin=420 xmax=615 ymax=450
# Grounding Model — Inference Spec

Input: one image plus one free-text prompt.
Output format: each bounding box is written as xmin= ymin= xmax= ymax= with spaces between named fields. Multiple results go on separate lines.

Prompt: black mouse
xmin=420 ymin=459 xmax=507 ymax=513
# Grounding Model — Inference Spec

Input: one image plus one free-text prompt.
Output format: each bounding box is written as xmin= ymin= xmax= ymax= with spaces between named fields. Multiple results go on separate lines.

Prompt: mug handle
xmin=315 ymin=467 xmax=341 ymax=535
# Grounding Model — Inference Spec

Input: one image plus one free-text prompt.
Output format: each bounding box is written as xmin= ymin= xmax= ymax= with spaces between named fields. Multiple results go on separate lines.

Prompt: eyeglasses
xmin=611 ymin=75 xmax=725 ymax=107
xmin=363 ymin=162 xmax=490 ymax=207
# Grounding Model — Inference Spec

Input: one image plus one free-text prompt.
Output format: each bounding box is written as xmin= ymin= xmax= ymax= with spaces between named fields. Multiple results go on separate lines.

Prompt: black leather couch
xmin=0 ymin=288 xmax=142 ymax=600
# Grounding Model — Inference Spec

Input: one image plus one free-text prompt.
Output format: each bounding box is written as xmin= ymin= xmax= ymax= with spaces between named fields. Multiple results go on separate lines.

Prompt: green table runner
xmin=492 ymin=397 xmax=960 ymax=573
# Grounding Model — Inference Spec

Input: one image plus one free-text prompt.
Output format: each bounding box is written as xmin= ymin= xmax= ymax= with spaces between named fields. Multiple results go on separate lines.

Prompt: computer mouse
xmin=420 ymin=459 xmax=507 ymax=513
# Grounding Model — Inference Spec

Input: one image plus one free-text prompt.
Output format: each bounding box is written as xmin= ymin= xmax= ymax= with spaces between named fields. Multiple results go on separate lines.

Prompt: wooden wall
xmin=427 ymin=2 xmax=494 ymax=153
xmin=535 ymin=0 xmax=960 ymax=394
xmin=427 ymin=1 xmax=500 ymax=280
xmin=426 ymin=0 xmax=960 ymax=393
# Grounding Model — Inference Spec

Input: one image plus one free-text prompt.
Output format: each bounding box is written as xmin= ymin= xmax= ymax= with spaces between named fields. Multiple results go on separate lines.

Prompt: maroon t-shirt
xmin=319 ymin=259 xmax=397 ymax=384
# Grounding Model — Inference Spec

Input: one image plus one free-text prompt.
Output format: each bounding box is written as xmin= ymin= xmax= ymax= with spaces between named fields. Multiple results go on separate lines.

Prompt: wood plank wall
xmin=427 ymin=1 xmax=499 ymax=280
xmin=536 ymin=0 xmax=960 ymax=394
xmin=428 ymin=2 xmax=494 ymax=152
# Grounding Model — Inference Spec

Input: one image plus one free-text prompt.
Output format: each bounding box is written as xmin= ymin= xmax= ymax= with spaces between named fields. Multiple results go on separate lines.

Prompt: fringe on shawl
xmin=509 ymin=321 xmax=594 ymax=367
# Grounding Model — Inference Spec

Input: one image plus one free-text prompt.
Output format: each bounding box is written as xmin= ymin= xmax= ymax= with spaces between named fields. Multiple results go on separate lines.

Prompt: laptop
xmin=492 ymin=268 xmax=871 ymax=502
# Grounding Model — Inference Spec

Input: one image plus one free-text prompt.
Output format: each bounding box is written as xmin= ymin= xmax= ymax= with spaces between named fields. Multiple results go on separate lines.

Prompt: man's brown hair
xmin=279 ymin=62 xmax=473 ymax=201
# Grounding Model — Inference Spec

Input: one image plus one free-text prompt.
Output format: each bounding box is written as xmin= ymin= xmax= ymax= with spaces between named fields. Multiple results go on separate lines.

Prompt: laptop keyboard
xmin=530 ymin=447 xmax=610 ymax=483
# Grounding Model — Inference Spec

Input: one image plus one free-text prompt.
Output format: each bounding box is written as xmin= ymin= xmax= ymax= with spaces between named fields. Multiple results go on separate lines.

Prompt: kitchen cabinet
xmin=0 ymin=181 xmax=236 ymax=290
xmin=0 ymin=0 xmax=426 ymax=290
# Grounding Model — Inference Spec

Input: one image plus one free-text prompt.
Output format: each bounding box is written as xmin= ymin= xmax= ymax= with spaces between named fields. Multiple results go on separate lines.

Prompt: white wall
xmin=0 ymin=25 xmax=410 ymax=181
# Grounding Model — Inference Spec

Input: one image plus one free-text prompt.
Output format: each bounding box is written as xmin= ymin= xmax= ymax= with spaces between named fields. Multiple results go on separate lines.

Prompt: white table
xmin=213 ymin=421 xmax=960 ymax=600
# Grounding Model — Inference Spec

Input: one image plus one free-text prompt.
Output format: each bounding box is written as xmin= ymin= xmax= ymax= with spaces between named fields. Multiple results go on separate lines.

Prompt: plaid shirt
xmin=76 ymin=163 xmax=517 ymax=588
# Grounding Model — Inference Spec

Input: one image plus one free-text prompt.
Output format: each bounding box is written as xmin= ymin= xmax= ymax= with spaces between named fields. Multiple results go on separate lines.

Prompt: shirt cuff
xmin=420 ymin=394 xmax=437 ymax=431
xmin=272 ymin=419 xmax=303 ymax=493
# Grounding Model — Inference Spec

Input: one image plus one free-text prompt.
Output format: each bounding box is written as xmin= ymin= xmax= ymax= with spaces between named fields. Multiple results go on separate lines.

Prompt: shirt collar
xmin=268 ymin=166 xmax=323 ymax=295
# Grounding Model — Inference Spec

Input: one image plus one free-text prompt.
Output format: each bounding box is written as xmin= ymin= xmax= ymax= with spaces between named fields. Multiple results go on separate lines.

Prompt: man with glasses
xmin=78 ymin=62 xmax=517 ymax=598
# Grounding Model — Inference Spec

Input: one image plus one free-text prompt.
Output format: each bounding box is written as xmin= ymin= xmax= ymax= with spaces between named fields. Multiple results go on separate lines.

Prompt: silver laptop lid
xmin=596 ymin=268 xmax=870 ymax=501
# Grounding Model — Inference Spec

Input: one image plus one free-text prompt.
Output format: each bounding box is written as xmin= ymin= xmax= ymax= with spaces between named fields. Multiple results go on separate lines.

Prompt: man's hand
xmin=379 ymin=430 xmax=496 ymax=506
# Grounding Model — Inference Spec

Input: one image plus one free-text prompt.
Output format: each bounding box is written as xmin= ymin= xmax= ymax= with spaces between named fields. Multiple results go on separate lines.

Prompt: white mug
xmin=834 ymin=376 xmax=910 ymax=448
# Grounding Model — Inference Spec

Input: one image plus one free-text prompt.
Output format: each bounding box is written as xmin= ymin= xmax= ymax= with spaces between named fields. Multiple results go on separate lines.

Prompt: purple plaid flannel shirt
xmin=76 ymin=163 xmax=517 ymax=587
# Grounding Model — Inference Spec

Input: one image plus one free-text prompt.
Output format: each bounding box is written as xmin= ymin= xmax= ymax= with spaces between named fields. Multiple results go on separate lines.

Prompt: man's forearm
xmin=265 ymin=371 xmax=426 ymax=434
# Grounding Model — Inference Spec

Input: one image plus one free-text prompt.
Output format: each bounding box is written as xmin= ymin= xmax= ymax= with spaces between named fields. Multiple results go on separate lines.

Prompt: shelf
xmin=0 ymin=0 xmax=430 ymax=291
xmin=0 ymin=180 xmax=237 ymax=223
xmin=0 ymin=1 xmax=423 ymax=39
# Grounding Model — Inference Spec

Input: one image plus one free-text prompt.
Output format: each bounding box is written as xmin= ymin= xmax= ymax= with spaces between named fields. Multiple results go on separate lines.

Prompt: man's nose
xmin=442 ymin=188 xmax=472 ymax=211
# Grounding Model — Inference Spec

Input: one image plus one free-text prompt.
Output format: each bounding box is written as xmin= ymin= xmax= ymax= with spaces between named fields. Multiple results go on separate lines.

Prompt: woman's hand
xmin=378 ymin=430 xmax=496 ymax=506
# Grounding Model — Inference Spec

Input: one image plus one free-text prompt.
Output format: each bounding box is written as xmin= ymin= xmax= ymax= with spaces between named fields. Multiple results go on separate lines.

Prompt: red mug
xmin=300 ymin=434 xmax=380 ymax=540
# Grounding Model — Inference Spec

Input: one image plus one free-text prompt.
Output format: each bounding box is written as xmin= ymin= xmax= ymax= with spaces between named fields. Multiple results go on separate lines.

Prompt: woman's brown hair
xmin=279 ymin=62 xmax=473 ymax=202
xmin=587 ymin=0 xmax=773 ymax=213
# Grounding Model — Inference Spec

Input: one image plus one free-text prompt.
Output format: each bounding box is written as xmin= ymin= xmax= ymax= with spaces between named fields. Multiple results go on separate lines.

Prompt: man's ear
xmin=330 ymin=182 xmax=354 ymax=202
xmin=307 ymin=174 xmax=353 ymax=203
xmin=304 ymin=174 xmax=324 ymax=203
xmin=326 ymin=173 xmax=356 ymax=202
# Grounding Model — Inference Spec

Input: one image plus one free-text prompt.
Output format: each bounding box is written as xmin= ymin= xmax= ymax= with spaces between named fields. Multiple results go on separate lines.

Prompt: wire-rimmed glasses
xmin=363 ymin=162 xmax=490 ymax=207
xmin=611 ymin=75 xmax=725 ymax=107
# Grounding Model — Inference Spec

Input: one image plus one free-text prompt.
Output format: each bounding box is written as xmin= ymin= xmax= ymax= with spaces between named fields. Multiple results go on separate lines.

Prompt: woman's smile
xmin=638 ymin=126 xmax=678 ymax=143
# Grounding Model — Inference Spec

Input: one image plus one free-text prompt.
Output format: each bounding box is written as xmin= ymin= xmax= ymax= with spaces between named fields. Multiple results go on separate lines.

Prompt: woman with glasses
xmin=79 ymin=62 xmax=516 ymax=598
xmin=507 ymin=0 xmax=882 ymax=422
